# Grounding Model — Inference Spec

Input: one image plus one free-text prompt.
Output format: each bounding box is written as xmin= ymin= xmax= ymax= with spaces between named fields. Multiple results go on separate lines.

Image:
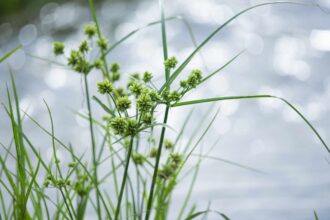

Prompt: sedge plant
xmin=0 ymin=1 xmax=329 ymax=220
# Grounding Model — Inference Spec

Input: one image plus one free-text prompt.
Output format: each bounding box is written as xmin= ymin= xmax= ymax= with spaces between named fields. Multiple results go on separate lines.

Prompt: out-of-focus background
xmin=1 ymin=0 xmax=330 ymax=219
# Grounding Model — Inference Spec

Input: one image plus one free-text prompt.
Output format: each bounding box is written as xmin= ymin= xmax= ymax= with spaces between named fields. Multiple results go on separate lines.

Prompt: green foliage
xmin=0 ymin=1 xmax=328 ymax=220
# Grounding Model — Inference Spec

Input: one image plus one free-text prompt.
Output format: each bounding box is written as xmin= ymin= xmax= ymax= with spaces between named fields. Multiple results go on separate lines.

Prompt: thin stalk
xmin=114 ymin=136 xmax=134 ymax=220
xmin=145 ymin=106 xmax=170 ymax=220
xmin=83 ymin=73 xmax=102 ymax=219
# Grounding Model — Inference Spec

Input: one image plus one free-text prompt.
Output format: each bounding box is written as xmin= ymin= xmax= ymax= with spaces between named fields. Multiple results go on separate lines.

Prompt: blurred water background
xmin=1 ymin=0 xmax=330 ymax=219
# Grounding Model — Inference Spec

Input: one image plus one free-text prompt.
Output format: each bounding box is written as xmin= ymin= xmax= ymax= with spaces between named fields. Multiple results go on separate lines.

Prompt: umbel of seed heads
xmin=52 ymin=22 xmax=204 ymax=181
xmin=52 ymin=23 xmax=123 ymax=81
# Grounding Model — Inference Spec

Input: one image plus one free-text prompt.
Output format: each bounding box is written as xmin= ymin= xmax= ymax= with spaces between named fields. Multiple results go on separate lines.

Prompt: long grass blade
xmin=159 ymin=1 xmax=307 ymax=92
xmin=185 ymin=210 xmax=230 ymax=220
xmin=172 ymin=95 xmax=330 ymax=154
xmin=0 ymin=45 xmax=22 ymax=63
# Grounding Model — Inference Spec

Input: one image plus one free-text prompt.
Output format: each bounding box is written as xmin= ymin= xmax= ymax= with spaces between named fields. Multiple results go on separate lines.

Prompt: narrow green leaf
xmin=92 ymin=96 xmax=115 ymax=116
xmin=314 ymin=210 xmax=319 ymax=220
xmin=23 ymin=159 xmax=41 ymax=211
xmin=185 ymin=210 xmax=230 ymax=220
xmin=0 ymin=45 xmax=22 ymax=63
xmin=159 ymin=0 xmax=170 ymax=82
xmin=201 ymin=50 xmax=245 ymax=83
xmin=105 ymin=16 xmax=180 ymax=54
xmin=172 ymin=95 xmax=330 ymax=154
xmin=194 ymin=154 xmax=265 ymax=174
xmin=159 ymin=2 xmax=307 ymax=92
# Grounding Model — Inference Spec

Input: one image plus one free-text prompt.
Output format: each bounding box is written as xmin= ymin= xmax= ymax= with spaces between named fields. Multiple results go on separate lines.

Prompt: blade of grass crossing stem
xmin=159 ymin=2 xmax=307 ymax=92
xmin=172 ymin=95 xmax=330 ymax=154
xmin=314 ymin=210 xmax=319 ymax=220
xmin=0 ymin=45 xmax=22 ymax=63
xmin=23 ymin=159 xmax=41 ymax=215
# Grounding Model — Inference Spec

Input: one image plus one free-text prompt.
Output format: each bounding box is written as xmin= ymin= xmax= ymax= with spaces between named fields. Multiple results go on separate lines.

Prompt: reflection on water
xmin=1 ymin=0 xmax=330 ymax=219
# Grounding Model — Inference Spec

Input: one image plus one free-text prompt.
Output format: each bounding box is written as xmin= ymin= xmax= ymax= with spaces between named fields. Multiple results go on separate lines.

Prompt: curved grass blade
xmin=159 ymin=1 xmax=308 ymax=92
xmin=201 ymin=50 xmax=245 ymax=84
xmin=172 ymin=95 xmax=330 ymax=154
xmin=104 ymin=16 xmax=180 ymax=55
xmin=92 ymin=96 xmax=115 ymax=116
xmin=26 ymin=53 xmax=68 ymax=68
xmin=0 ymin=45 xmax=22 ymax=63
xmin=159 ymin=0 xmax=170 ymax=81
xmin=193 ymin=154 xmax=265 ymax=174
xmin=23 ymin=159 xmax=41 ymax=214
xmin=185 ymin=210 xmax=230 ymax=220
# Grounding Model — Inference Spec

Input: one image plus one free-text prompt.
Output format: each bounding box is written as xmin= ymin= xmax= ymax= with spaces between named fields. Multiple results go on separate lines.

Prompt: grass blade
xmin=185 ymin=210 xmax=230 ymax=220
xmin=0 ymin=45 xmax=22 ymax=63
xmin=104 ymin=16 xmax=180 ymax=54
xmin=172 ymin=95 xmax=330 ymax=154
xmin=159 ymin=1 xmax=306 ymax=92
xmin=201 ymin=50 xmax=245 ymax=84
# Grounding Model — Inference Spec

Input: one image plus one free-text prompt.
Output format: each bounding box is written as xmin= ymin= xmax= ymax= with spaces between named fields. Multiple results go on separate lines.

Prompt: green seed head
xmin=137 ymin=93 xmax=153 ymax=112
xmin=53 ymin=42 xmax=65 ymax=55
xmin=129 ymin=81 xmax=143 ymax=97
xmin=112 ymin=71 xmax=121 ymax=82
xmin=180 ymin=80 xmax=187 ymax=88
xmin=170 ymin=153 xmax=182 ymax=165
xmin=116 ymin=96 xmax=131 ymax=112
xmin=148 ymin=89 xmax=161 ymax=102
xmin=169 ymin=90 xmax=181 ymax=102
xmin=148 ymin=148 xmax=158 ymax=158
xmin=110 ymin=117 xmax=127 ymax=135
xmin=84 ymin=23 xmax=97 ymax=38
xmin=97 ymin=80 xmax=113 ymax=94
xmin=126 ymin=118 xmax=139 ymax=135
xmin=68 ymin=50 xmax=81 ymax=66
xmin=79 ymin=40 xmax=89 ymax=53
xmin=93 ymin=59 xmax=104 ymax=69
xmin=132 ymin=152 xmax=145 ymax=165
xmin=164 ymin=56 xmax=178 ymax=69
xmin=68 ymin=162 xmax=77 ymax=168
xmin=143 ymin=71 xmax=153 ymax=83
xmin=131 ymin=72 xmax=141 ymax=80
xmin=115 ymin=87 xmax=126 ymax=97
xmin=158 ymin=163 xmax=175 ymax=179
xmin=142 ymin=113 xmax=153 ymax=124
xmin=97 ymin=37 xmax=108 ymax=50
xmin=110 ymin=62 xmax=120 ymax=73
xmin=164 ymin=139 xmax=173 ymax=149
xmin=74 ymin=59 xmax=92 ymax=74
xmin=187 ymin=69 xmax=202 ymax=88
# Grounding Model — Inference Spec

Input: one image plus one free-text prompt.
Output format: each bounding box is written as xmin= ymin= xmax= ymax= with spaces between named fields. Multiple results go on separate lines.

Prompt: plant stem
xmin=114 ymin=136 xmax=134 ymax=220
xmin=145 ymin=106 xmax=170 ymax=220
xmin=83 ymin=73 xmax=102 ymax=219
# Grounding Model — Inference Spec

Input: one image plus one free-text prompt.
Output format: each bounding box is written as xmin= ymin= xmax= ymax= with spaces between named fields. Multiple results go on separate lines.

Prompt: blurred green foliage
xmin=0 ymin=0 xmax=65 ymax=23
